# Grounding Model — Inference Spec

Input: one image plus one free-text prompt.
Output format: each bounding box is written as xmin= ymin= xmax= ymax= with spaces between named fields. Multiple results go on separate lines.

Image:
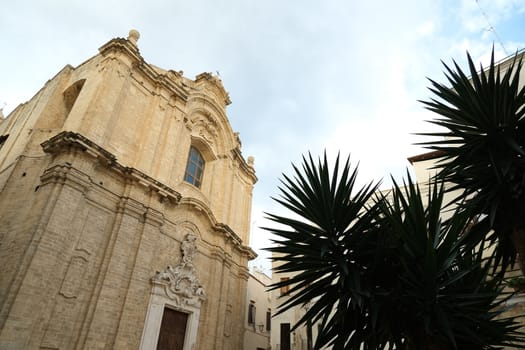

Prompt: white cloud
xmin=416 ymin=21 xmax=436 ymax=37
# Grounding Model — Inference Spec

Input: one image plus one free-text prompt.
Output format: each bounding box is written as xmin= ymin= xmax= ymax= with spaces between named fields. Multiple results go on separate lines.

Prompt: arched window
xmin=184 ymin=146 xmax=205 ymax=188
xmin=63 ymin=79 xmax=86 ymax=115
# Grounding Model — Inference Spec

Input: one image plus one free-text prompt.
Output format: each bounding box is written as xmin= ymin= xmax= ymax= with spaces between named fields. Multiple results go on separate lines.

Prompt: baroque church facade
xmin=0 ymin=30 xmax=257 ymax=349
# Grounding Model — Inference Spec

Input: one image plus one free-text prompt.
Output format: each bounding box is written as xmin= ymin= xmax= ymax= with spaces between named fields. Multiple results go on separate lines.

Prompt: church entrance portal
xmin=156 ymin=308 xmax=188 ymax=350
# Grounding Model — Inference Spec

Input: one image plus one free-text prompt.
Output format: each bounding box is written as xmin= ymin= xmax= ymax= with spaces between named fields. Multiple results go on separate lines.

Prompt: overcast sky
xmin=2 ymin=0 xmax=525 ymax=272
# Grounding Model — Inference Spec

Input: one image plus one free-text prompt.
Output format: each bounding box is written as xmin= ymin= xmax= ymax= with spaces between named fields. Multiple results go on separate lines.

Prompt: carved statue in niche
xmin=152 ymin=233 xmax=206 ymax=306
xmin=181 ymin=233 xmax=197 ymax=266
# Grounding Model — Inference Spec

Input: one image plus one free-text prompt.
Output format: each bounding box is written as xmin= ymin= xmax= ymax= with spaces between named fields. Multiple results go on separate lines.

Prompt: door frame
xmin=139 ymin=280 xmax=203 ymax=350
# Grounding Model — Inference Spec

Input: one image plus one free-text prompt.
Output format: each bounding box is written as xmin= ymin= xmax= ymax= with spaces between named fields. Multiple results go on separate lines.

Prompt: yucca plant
xmin=265 ymin=154 xmax=525 ymax=349
xmin=419 ymin=49 xmax=525 ymax=275
xmin=265 ymin=153 xmax=385 ymax=348
xmin=376 ymin=175 xmax=524 ymax=350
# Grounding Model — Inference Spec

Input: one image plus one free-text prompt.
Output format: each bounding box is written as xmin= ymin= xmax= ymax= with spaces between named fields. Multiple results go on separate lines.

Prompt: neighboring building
xmin=408 ymin=149 xmax=525 ymax=333
xmin=407 ymin=150 xmax=459 ymax=220
xmin=0 ymin=30 xmax=257 ymax=349
xmin=271 ymin=258 xmax=321 ymax=350
xmin=244 ymin=267 xmax=272 ymax=350
xmin=407 ymin=47 xmax=525 ymax=336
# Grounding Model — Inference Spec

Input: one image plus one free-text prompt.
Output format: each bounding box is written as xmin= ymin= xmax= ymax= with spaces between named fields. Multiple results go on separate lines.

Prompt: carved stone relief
xmin=190 ymin=114 xmax=219 ymax=147
xmin=141 ymin=233 xmax=206 ymax=350
xmin=152 ymin=233 xmax=206 ymax=307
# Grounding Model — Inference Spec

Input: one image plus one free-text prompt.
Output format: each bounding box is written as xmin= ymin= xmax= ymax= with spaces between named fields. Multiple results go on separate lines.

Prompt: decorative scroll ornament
xmin=191 ymin=114 xmax=219 ymax=146
xmin=152 ymin=233 xmax=206 ymax=306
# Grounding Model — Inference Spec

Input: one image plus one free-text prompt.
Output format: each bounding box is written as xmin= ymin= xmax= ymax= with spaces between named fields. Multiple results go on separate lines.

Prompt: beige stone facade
xmin=270 ymin=259 xmax=322 ymax=350
xmin=0 ymin=31 xmax=257 ymax=349
xmin=243 ymin=268 xmax=271 ymax=350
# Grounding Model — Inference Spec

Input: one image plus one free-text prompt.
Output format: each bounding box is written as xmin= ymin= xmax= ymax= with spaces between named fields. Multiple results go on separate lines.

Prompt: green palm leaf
xmin=265 ymin=154 xmax=525 ymax=349
xmin=419 ymin=48 xmax=525 ymax=274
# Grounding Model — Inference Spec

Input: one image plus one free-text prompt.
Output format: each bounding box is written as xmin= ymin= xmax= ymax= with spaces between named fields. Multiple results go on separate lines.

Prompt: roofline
xmin=407 ymin=150 xmax=445 ymax=164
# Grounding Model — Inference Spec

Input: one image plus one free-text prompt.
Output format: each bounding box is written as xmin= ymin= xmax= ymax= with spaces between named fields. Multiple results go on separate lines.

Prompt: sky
xmin=2 ymin=0 xmax=525 ymax=273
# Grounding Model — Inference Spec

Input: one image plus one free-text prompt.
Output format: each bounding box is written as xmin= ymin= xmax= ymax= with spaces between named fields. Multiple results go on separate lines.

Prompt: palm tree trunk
xmin=511 ymin=227 xmax=525 ymax=277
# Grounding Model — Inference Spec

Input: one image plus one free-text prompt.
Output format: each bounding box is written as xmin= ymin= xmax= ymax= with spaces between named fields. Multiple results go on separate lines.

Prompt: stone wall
xmin=0 ymin=31 xmax=256 ymax=350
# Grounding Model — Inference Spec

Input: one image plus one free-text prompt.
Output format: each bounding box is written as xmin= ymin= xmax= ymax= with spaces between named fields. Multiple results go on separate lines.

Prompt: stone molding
xmin=40 ymin=162 xmax=92 ymax=194
xmin=99 ymin=37 xmax=141 ymax=61
xmin=215 ymin=223 xmax=257 ymax=260
xmin=98 ymin=34 xmax=190 ymax=106
xmin=40 ymin=132 xmax=255 ymax=257
xmin=231 ymin=147 xmax=257 ymax=183
xmin=41 ymin=131 xmax=182 ymax=205
xmin=195 ymin=72 xmax=231 ymax=106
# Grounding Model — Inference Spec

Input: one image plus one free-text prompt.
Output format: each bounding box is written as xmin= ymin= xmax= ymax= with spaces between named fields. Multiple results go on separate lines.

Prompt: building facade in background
xmin=244 ymin=268 xmax=272 ymax=350
xmin=0 ymin=30 xmax=257 ymax=349
xmin=270 ymin=259 xmax=321 ymax=350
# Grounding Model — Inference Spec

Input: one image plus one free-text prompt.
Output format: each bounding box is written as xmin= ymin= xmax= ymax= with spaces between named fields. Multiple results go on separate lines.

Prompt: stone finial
xmin=127 ymin=29 xmax=140 ymax=46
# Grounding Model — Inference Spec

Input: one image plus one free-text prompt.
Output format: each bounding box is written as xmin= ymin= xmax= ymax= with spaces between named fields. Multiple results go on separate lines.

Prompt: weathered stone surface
xmin=0 ymin=30 xmax=256 ymax=350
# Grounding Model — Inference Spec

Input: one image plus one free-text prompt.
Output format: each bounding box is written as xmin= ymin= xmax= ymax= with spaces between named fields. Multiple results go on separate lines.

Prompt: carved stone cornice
xmin=214 ymin=223 xmax=256 ymax=260
xmin=175 ymin=199 xmax=255 ymax=258
xmin=42 ymin=131 xmax=116 ymax=163
xmin=98 ymin=35 xmax=189 ymax=103
xmin=41 ymin=131 xmax=181 ymax=205
xmin=231 ymin=148 xmax=257 ymax=184
xmin=40 ymin=163 xmax=91 ymax=194
xmin=238 ymin=244 xmax=257 ymax=261
xmin=130 ymin=61 xmax=189 ymax=102
xmin=195 ymin=72 xmax=231 ymax=106
xmin=214 ymin=223 xmax=243 ymax=248
xmin=99 ymin=37 xmax=142 ymax=64
xmin=179 ymin=197 xmax=215 ymax=221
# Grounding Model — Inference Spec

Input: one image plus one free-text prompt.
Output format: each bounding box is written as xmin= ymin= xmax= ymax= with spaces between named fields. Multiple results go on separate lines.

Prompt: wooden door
xmin=156 ymin=308 xmax=188 ymax=350
xmin=280 ymin=323 xmax=291 ymax=350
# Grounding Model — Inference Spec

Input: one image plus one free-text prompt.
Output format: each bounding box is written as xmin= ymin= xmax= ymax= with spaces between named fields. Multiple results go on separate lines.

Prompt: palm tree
xmin=265 ymin=154 xmax=525 ymax=349
xmin=419 ymin=49 xmax=525 ymax=275
xmin=266 ymin=153 xmax=384 ymax=348
xmin=376 ymin=176 xmax=524 ymax=350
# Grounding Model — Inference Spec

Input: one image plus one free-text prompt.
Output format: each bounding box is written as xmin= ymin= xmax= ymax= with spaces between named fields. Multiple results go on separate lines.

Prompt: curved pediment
xmin=185 ymin=98 xmax=242 ymax=162
xmin=194 ymin=72 xmax=231 ymax=106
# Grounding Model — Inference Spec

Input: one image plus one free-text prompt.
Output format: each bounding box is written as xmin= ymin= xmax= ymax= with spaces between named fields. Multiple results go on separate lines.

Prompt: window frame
xmin=184 ymin=146 xmax=205 ymax=188
xmin=280 ymin=277 xmax=290 ymax=296
xmin=248 ymin=301 xmax=256 ymax=325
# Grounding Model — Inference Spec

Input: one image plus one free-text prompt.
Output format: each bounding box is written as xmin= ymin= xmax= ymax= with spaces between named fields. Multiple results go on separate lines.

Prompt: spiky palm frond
xmin=265 ymin=154 xmax=525 ymax=349
xmin=264 ymin=153 xmax=386 ymax=348
xmin=377 ymin=175 xmax=525 ymax=350
xmin=419 ymin=49 xmax=525 ymax=273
